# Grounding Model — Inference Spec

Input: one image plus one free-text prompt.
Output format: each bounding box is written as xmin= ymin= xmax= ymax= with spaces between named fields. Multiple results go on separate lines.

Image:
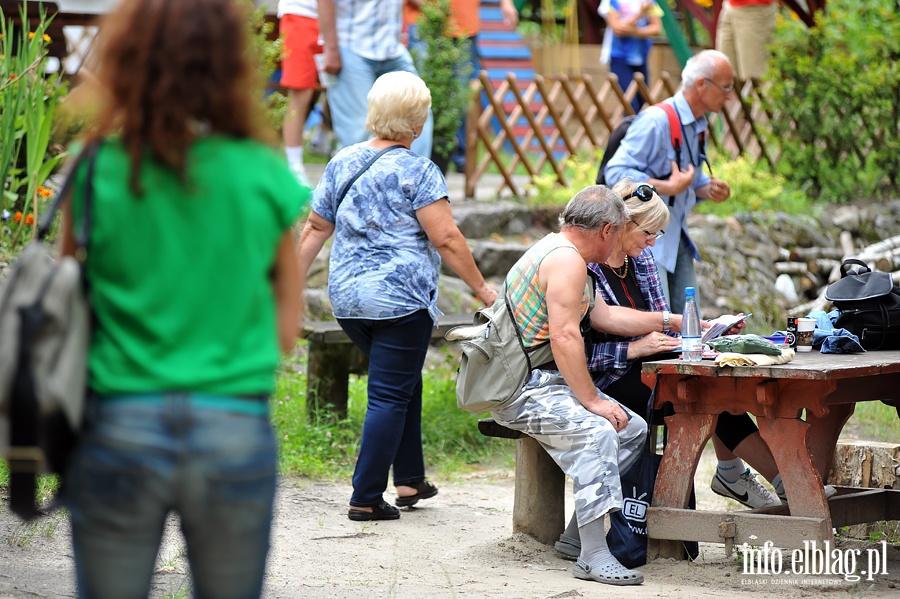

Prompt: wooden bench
xmin=299 ymin=313 xmax=474 ymax=420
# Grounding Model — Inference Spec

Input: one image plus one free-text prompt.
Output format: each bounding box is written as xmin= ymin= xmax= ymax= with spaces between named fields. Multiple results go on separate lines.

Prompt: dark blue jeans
xmin=338 ymin=310 xmax=434 ymax=507
xmin=609 ymin=57 xmax=649 ymax=114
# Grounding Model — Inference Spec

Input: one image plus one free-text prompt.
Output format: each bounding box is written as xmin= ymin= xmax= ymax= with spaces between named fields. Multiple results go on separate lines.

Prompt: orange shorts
xmin=279 ymin=14 xmax=321 ymax=89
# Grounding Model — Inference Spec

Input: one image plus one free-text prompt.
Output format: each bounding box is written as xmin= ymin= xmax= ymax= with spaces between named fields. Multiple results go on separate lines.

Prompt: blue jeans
xmin=338 ymin=310 xmax=434 ymax=507
xmin=328 ymin=46 xmax=434 ymax=159
xmin=609 ymin=57 xmax=649 ymax=114
xmin=655 ymin=234 xmax=698 ymax=315
xmin=65 ymin=394 xmax=277 ymax=599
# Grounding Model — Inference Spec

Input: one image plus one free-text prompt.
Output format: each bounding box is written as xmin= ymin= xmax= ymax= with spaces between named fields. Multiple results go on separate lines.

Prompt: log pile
xmin=779 ymin=234 xmax=900 ymax=317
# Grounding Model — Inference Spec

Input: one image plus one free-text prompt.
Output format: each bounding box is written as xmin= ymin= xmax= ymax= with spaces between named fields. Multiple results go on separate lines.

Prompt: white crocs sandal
xmin=572 ymin=558 xmax=644 ymax=586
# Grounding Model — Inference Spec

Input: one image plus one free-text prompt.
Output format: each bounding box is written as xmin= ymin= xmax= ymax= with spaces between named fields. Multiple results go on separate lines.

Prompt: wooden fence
xmin=462 ymin=71 xmax=778 ymax=199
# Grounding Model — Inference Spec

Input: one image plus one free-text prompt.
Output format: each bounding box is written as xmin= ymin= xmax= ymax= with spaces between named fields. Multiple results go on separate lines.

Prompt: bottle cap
xmin=685 ymin=287 xmax=695 ymax=296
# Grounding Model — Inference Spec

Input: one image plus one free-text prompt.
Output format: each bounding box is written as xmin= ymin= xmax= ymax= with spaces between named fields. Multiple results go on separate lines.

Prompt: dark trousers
xmin=339 ymin=310 xmax=434 ymax=507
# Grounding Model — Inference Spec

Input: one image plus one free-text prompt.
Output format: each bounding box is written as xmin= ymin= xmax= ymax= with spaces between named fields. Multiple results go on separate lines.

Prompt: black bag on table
xmin=824 ymin=258 xmax=900 ymax=350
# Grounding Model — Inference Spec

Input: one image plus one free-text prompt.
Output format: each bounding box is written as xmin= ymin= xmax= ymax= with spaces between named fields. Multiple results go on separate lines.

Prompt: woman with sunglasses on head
xmin=553 ymin=180 xmax=795 ymax=561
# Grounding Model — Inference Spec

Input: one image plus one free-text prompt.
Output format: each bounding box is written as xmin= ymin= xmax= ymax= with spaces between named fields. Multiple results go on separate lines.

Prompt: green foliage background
xmin=764 ymin=0 xmax=900 ymax=202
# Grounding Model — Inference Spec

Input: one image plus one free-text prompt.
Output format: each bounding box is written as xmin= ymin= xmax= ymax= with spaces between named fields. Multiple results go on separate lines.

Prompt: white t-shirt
xmin=277 ymin=0 xmax=317 ymax=19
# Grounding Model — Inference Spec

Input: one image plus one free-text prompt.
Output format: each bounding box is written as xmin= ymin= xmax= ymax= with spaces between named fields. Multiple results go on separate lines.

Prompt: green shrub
xmin=764 ymin=0 xmax=900 ymax=202
xmin=694 ymin=155 xmax=814 ymax=217
xmin=413 ymin=0 xmax=473 ymax=158
xmin=527 ymin=152 xmax=601 ymax=207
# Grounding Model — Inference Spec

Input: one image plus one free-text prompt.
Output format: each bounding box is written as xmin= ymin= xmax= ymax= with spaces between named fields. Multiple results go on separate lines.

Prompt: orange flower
xmin=24 ymin=214 xmax=35 ymax=226
xmin=13 ymin=211 xmax=23 ymax=223
xmin=28 ymin=32 xmax=35 ymax=39
xmin=38 ymin=186 xmax=52 ymax=198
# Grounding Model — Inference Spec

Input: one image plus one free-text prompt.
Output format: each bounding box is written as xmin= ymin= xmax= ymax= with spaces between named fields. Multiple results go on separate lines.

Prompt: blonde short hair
xmin=365 ymin=71 xmax=431 ymax=140
xmin=611 ymin=179 xmax=670 ymax=233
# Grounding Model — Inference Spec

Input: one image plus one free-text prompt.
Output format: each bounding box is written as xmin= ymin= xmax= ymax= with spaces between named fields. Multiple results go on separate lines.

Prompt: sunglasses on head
xmin=622 ymin=184 xmax=658 ymax=203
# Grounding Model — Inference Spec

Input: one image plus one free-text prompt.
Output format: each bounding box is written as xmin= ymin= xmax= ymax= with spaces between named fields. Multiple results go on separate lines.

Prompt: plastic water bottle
xmin=681 ymin=287 xmax=703 ymax=362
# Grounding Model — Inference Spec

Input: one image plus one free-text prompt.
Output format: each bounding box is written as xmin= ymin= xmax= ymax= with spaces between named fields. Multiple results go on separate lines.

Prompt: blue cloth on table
xmin=808 ymin=310 xmax=866 ymax=353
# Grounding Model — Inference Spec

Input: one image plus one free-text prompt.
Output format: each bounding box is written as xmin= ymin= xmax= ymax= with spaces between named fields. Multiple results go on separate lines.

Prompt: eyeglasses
xmin=631 ymin=218 xmax=665 ymax=240
xmin=621 ymin=184 xmax=658 ymax=203
xmin=704 ymin=78 xmax=735 ymax=94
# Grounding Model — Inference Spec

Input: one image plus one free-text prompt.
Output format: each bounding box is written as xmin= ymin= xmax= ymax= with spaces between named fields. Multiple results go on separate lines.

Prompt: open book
xmin=701 ymin=313 xmax=752 ymax=345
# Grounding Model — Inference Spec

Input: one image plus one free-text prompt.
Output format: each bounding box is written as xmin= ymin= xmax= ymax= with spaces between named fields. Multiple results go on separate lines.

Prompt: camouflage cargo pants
xmin=492 ymin=369 xmax=646 ymax=527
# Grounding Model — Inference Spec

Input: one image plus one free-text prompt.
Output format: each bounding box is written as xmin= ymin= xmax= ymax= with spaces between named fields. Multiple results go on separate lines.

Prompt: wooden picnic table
xmin=641 ymin=350 xmax=900 ymax=560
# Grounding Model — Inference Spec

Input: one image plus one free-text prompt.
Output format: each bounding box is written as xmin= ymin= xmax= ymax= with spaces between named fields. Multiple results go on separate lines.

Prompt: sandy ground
xmin=2 ymin=445 xmax=899 ymax=599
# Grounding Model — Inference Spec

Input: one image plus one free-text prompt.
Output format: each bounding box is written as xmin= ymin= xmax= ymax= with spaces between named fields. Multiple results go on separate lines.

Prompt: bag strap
xmin=37 ymin=141 xmax=100 ymax=247
xmin=840 ymin=258 xmax=872 ymax=278
xmin=334 ymin=144 xmax=405 ymax=209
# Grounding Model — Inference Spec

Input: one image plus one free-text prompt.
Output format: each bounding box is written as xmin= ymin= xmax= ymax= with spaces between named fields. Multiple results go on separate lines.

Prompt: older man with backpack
xmin=602 ymin=50 xmax=734 ymax=313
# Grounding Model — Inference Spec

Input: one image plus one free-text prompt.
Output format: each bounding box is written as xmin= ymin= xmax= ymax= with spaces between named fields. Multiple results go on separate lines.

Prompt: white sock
xmin=716 ymin=457 xmax=745 ymax=483
xmin=772 ymin=473 xmax=784 ymax=496
xmin=285 ymin=146 xmax=304 ymax=171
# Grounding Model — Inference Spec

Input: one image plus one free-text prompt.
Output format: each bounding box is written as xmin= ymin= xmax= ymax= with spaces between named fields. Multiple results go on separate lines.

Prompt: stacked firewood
xmin=777 ymin=234 xmax=900 ymax=315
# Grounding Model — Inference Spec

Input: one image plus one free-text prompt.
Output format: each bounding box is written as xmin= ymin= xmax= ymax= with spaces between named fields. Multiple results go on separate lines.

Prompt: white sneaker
xmin=777 ymin=484 xmax=836 ymax=503
xmin=711 ymin=469 xmax=781 ymax=509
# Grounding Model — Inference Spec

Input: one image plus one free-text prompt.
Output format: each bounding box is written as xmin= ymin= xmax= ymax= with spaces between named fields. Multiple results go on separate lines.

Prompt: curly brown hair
xmin=89 ymin=0 xmax=275 ymax=194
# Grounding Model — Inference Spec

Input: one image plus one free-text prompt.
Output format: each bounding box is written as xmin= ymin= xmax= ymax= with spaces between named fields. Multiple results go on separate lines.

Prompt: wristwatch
xmin=662 ymin=310 xmax=670 ymax=332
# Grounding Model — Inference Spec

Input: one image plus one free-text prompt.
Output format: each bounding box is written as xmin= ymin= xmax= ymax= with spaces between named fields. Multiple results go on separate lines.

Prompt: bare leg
xmin=283 ymin=88 xmax=315 ymax=184
xmin=283 ymin=88 xmax=315 ymax=148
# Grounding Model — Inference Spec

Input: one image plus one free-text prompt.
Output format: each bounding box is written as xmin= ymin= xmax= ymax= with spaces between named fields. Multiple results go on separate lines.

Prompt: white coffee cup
xmin=796 ymin=317 xmax=816 ymax=352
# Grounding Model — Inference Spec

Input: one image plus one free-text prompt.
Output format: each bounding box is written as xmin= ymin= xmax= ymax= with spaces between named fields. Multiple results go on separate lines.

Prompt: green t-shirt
xmin=70 ymin=136 xmax=309 ymax=396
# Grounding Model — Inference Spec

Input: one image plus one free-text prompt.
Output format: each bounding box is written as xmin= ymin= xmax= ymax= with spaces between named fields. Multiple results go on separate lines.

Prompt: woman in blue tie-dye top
xmin=296 ymin=71 xmax=497 ymax=522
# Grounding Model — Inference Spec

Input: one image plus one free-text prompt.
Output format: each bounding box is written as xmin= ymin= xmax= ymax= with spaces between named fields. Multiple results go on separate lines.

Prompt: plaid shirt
xmin=333 ymin=0 xmax=405 ymax=61
xmin=588 ymin=249 xmax=674 ymax=389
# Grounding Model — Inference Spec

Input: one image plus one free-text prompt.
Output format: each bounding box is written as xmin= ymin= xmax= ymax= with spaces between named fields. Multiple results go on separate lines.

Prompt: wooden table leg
xmin=756 ymin=416 xmax=829 ymax=526
xmin=648 ymin=412 xmax=715 ymax=560
xmin=806 ymin=403 xmax=854 ymax=479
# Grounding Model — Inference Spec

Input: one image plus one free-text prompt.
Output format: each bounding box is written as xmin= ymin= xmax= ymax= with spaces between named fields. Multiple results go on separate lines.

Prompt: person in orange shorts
xmin=279 ymin=0 xmax=322 ymax=186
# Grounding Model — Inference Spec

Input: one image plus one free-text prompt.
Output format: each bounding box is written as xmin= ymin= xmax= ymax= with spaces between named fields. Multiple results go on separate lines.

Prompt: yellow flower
xmin=28 ymin=32 xmax=35 ymax=39
xmin=43 ymin=34 xmax=51 ymax=43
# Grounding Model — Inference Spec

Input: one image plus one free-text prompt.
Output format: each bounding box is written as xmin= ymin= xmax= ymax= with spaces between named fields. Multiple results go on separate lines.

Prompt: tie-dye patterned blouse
xmin=311 ymin=143 xmax=449 ymax=323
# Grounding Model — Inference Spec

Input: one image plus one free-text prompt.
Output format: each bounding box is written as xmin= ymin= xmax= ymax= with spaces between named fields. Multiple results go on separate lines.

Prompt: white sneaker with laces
xmin=711 ymin=468 xmax=781 ymax=509
xmin=777 ymin=484 xmax=836 ymax=503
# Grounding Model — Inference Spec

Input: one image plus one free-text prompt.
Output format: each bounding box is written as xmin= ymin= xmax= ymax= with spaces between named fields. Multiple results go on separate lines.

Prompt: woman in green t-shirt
xmin=59 ymin=1 xmax=309 ymax=597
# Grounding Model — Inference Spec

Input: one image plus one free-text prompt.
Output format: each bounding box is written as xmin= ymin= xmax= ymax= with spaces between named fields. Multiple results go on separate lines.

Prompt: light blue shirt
xmin=604 ymin=91 xmax=711 ymax=274
xmin=312 ymin=143 xmax=449 ymax=323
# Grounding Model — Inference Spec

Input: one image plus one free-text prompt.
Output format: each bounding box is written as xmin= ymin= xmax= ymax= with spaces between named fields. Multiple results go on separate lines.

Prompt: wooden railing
xmin=462 ymin=71 xmax=778 ymax=199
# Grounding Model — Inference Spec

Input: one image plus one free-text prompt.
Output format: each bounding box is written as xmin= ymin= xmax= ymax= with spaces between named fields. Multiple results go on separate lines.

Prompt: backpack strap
xmin=656 ymin=102 xmax=682 ymax=171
